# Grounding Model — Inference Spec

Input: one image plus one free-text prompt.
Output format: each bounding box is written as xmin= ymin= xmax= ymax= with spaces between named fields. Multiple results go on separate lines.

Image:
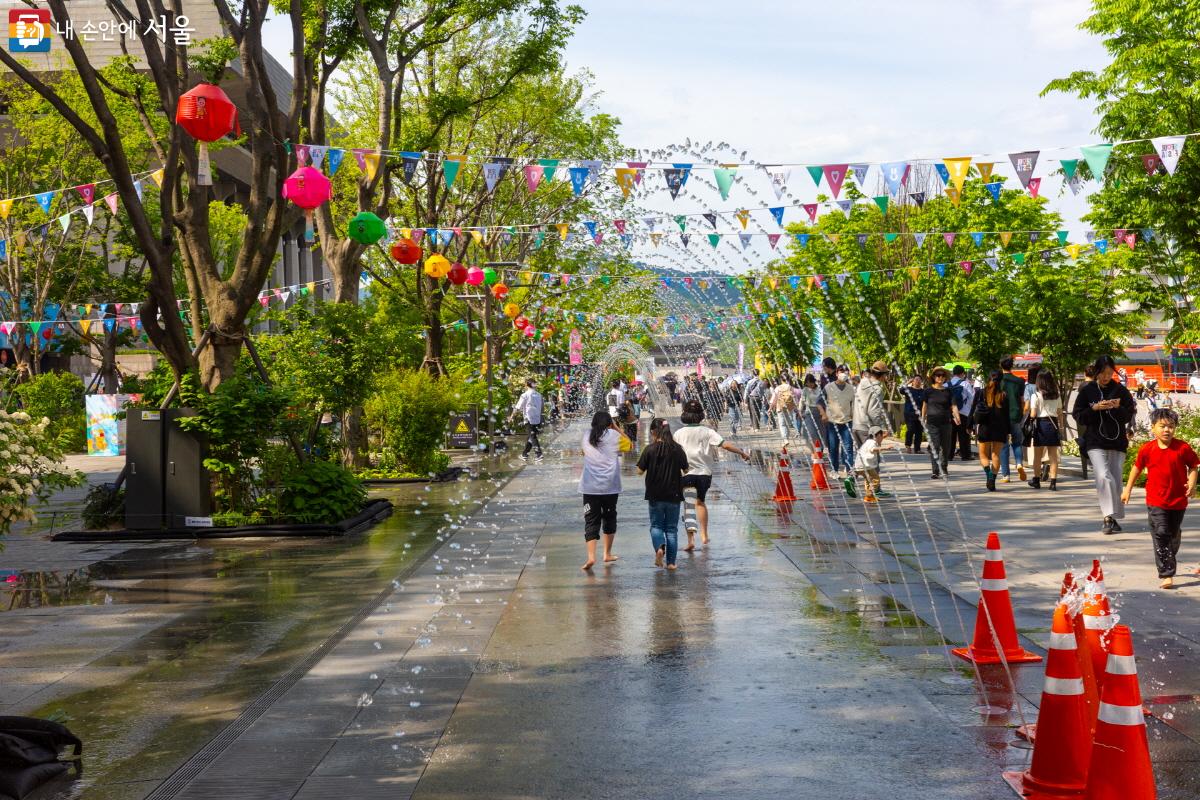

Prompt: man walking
xmin=513 ymin=378 xmax=544 ymax=461
xmin=744 ymin=369 xmax=764 ymax=429
xmin=823 ymin=365 xmax=856 ymax=477
xmin=997 ymin=357 xmax=1027 ymax=483
xmin=950 ymin=365 xmax=976 ymax=461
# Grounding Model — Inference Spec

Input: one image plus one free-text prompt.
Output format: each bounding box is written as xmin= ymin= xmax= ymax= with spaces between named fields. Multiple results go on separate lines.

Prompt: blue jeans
xmin=800 ymin=411 xmax=823 ymax=447
xmin=728 ymin=403 xmax=742 ymax=433
xmin=825 ymin=422 xmax=854 ymax=472
xmin=1000 ymin=418 xmax=1025 ymax=476
xmin=649 ymin=500 xmax=681 ymax=566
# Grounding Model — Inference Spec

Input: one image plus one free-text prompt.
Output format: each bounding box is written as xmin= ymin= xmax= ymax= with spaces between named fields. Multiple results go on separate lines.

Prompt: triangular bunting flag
xmin=539 ymin=159 xmax=559 ymax=181
xmin=1060 ymin=158 xmax=1078 ymax=179
xmin=614 ymin=168 xmax=636 ymax=197
xmin=835 ymin=199 xmax=853 ymax=218
xmin=934 ymin=263 xmax=946 ymax=278
xmin=806 ymin=165 xmax=823 ymax=187
xmin=984 ymin=181 xmax=1002 ymax=202
xmin=943 ymin=232 xmax=957 ymax=247
xmin=675 ymin=214 xmax=687 ymax=232
xmin=523 ymin=164 xmax=543 ymax=193
xmin=999 ymin=231 xmax=1013 ymax=246
xmin=873 ymin=196 xmax=888 ymax=214
xmin=859 ymin=271 xmax=871 ymax=285
xmin=914 ymin=232 xmax=927 ymax=247
xmin=735 ymin=209 xmax=750 ymax=229
xmin=850 ymin=163 xmax=869 ymax=185
xmin=35 ymin=191 xmax=55 ymax=214
xmin=1152 ymin=135 xmax=1186 ymax=175
xmin=769 ymin=206 xmax=785 ymax=226
xmin=970 ymin=232 xmax=984 ymax=247
xmin=327 ymin=148 xmax=345 ymax=175
xmin=766 ymin=166 xmax=790 ymax=199
xmin=1009 ymin=150 xmax=1039 ymax=189
xmin=934 ymin=163 xmax=950 ymax=185
xmin=943 ymin=157 xmax=972 ymax=189
xmin=1081 ymin=143 xmax=1113 ymax=182
xmin=822 ymin=164 xmax=849 ymax=198
xmin=767 ymin=233 xmax=781 ymax=249
xmin=103 ymin=193 xmax=119 ymax=215
xmin=1056 ymin=230 xmax=1069 ymax=245
xmin=703 ymin=212 xmax=718 ymax=228
xmin=944 ymin=186 xmax=961 ymax=206
xmin=802 ymin=203 xmax=818 ymax=223
xmin=909 ymin=191 xmax=925 ymax=208
xmin=855 ymin=233 xmax=869 ymax=248
xmin=707 ymin=233 xmax=721 ymax=248
xmin=569 ymin=166 xmax=589 ymax=196
xmin=976 ymin=162 xmax=995 ymax=181
xmin=75 ymin=184 xmax=95 ymax=204
xmin=1140 ymin=153 xmax=1163 ymax=176
xmin=714 ymin=167 xmax=736 ymax=200
xmin=1027 ymin=177 xmax=1042 ymax=198
xmin=881 ymin=161 xmax=909 ymax=195
xmin=738 ymin=233 xmax=752 ymax=249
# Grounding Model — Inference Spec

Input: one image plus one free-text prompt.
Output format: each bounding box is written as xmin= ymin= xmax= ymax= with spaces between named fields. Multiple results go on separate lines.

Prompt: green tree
xmin=1043 ymin=0 xmax=1200 ymax=345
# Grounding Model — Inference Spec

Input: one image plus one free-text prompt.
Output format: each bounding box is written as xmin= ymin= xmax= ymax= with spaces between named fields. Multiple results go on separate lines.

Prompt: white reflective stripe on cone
xmin=1043 ymin=676 xmax=1085 ymax=696
xmin=984 ymin=550 xmax=1004 ymax=561
xmin=1084 ymin=614 xmax=1114 ymax=630
xmin=1098 ymin=702 xmax=1145 ymax=727
xmin=980 ymin=578 xmax=1008 ymax=591
xmin=1105 ymin=653 xmax=1137 ymax=675
xmin=1049 ymin=632 xmax=1077 ymax=650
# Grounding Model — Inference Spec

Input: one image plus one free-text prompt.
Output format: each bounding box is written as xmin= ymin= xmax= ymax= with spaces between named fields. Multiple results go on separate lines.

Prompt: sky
xmin=261 ymin=0 xmax=1113 ymax=271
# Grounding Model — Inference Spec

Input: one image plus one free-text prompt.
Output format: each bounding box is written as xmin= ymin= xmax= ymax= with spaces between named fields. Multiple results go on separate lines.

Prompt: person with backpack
xmin=771 ymin=378 xmax=799 ymax=444
xmin=1027 ymin=369 xmax=1062 ymax=490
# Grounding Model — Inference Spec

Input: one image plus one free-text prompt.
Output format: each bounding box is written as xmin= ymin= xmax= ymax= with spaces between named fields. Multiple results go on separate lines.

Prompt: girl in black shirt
xmin=637 ymin=418 xmax=689 ymax=569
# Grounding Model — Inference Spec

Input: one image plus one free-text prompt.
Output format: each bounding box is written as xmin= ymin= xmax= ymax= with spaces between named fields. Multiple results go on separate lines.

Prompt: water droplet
xmin=357 ymin=693 xmax=374 ymax=708
xmin=374 ymin=641 xmax=382 ymax=650
xmin=411 ymin=665 xmax=424 ymax=674
xmin=1163 ymin=712 xmax=1175 ymax=720
xmin=369 ymin=673 xmax=378 ymax=680
xmin=394 ymin=730 xmax=406 ymax=737
xmin=409 ymin=701 xmax=422 ymax=708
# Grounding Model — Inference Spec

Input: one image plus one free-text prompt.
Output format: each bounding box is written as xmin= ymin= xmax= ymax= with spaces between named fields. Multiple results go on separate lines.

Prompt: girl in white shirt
xmin=1028 ymin=369 xmax=1063 ymax=490
xmin=579 ymin=411 xmax=622 ymax=570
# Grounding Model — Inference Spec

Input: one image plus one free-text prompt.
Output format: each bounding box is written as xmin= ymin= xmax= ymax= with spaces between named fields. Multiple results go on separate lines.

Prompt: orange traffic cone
xmin=952 ymin=532 xmax=1043 ymax=665
xmin=1004 ymin=604 xmax=1091 ymax=798
xmin=809 ymin=440 xmax=831 ymax=490
xmin=1084 ymin=625 xmax=1156 ymax=800
xmin=1082 ymin=583 xmax=1114 ymax=693
xmin=773 ymin=447 xmax=797 ymax=502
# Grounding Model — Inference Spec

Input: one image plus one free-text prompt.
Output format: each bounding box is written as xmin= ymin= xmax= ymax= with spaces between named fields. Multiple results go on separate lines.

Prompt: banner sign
xmin=447 ymin=405 xmax=478 ymax=449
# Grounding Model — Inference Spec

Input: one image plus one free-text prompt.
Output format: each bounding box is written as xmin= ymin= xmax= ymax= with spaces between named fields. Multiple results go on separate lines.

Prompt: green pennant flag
xmin=29 ymin=321 xmax=43 ymax=336
xmin=600 ymin=276 xmax=611 ymax=285
xmin=1081 ymin=144 xmax=1113 ymax=183
xmin=714 ymin=167 xmax=736 ymax=200
xmin=443 ymin=159 xmax=462 ymax=188
xmin=806 ymin=165 xmax=823 ymax=187
xmin=1056 ymin=230 xmax=1069 ymax=245
xmin=1060 ymin=159 xmax=1078 ymax=179
xmin=675 ymin=214 xmax=687 ymax=232
xmin=534 ymin=232 xmax=545 ymax=249
xmin=538 ymin=158 xmax=559 ymax=181
xmin=884 ymin=233 xmax=899 ymax=243
xmin=858 ymin=271 xmax=871 ymax=286
xmin=873 ymin=196 xmax=888 ymax=214
xmin=1013 ymin=253 xmax=1026 ymax=265
xmin=707 ymin=233 xmax=721 ymax=248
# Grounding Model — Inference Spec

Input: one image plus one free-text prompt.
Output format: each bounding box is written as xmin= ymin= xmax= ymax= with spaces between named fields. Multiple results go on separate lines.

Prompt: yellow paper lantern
xmin=503 ymin=302 xmax=521 ymax=319
xmin=424 ymin=253 xmax=451 ymax=278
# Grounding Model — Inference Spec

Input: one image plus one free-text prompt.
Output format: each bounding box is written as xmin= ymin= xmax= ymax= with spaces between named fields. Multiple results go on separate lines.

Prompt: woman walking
xmin=579 ymin=411 xmax=622 ymax=571
xmin=636 ymin=418 xmax=690 ymax=570
xmin=902 ymin=375 xmax=926 ymax=454
xmin=1027 ymin=369 xmax=1062 ymax=490
xmin=974 ymin=371 xmax=1011 ymax=491
xmin=1072 ymin=355 xmax=1137 ymax=534
xmin=771 ymin=378 xmax=799 ymax=444
xmin=922 ymin=367 xmax=960 ymax=479
xmin=799 ymin=373 xmax=825 ymax=447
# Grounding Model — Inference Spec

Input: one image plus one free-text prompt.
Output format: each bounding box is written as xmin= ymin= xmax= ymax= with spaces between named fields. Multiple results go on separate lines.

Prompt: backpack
xmin=0 ymin=716 xmax=82 ymax=799
xmin=778 ymin=386 xmax=797 ymax=411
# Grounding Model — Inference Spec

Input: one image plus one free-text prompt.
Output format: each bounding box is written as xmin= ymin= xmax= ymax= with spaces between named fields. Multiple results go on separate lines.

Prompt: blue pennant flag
xmin=795 ymin=233 xmax=810 ymax=248
xmin=35 ymin=191 xmax=55 ymax=213
xmin=1095 ymin=239 xmax=1108 ymax=254
xmin=1142 ymin=228 xmax=1154 ymax=242
xmin=620 ymin=234 xmax=632 ymax=249
xmin=970 ymin=232 xmax=984 ymax=247
xmin=984 ymin=181 xmax=1002 ymax=202
xmin=438 ymin=229 xmax=453 ymax=246
xmin=934 ymin=263 xmax=946 ymax=277
xmin=0 ymin=240 xmax=5 ymax=261
xmin=769 ymin=207 xmax=785 ymax=226
xmin=739 ymin=233 xmax=752 ymax=249
xmin=569 ymin=166 xmax=589 ymax=196
xmin=881 ymin=161 xmax=909 ymax=195
xmin=583 ymin=220 xmax=598 ymax=238
xmin=788 ymin=276 xmax=801 ymax=289
xmin=934 ymin=163 xmax=950 ymax=185
xmin=327 ymin=148 xmax=345 ymax=176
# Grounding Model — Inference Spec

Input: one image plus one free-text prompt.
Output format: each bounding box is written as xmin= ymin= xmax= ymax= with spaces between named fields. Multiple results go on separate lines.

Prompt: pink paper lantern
xmin=282 ymin=166 xmax=332 ymax=242
xmin=465 ymin=266 xmax=485 ymax=286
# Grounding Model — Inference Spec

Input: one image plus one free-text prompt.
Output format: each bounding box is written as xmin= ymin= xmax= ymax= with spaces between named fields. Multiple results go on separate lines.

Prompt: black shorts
xmin=681 ymin=474 xmax=713 ymax=502
xmin=583 ymin=494 xmax=618 ymax=541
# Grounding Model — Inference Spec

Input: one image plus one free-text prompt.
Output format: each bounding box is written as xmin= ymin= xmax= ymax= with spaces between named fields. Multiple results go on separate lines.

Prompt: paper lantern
xmin=424 ymin=254 xmax=451 ymax=279
xmin=390 ymin=238 xmax=421 ymax=264
xmin=540 ymin=327 xmax=553 ymax=340
xmin=503 ymin=302 xmax=520 ymax=319
xmin=175 ymin=83 xmax=239 ymax=186
xmin=447 ymin=262 xmax=468 ymax=285
xmin=347 ymin=212 xmax=387 ymax=245
xmin=482 ymin=266 xmax=499 ymax=285
xmin=282 ymin=167 xmax=332 ymax=242
xmin=524 ymin=326 xmax=536 ymax=338
xmin=491 ymin=282 xmax=509 ymax=299
xmin=466 ymin=266 xmax=485 ymax=286
xmin=513 ymin=315 xmax=529 ymax=330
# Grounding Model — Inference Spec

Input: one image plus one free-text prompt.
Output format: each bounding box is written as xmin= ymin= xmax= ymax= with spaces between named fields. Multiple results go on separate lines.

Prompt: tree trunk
xmin=330 ymin=241 xmax=363 ymax=304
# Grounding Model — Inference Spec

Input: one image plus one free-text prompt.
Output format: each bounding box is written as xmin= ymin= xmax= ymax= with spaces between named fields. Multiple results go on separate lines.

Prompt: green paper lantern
xmin=347 ymin=211 xmax=387 ymax=245
xmin=482 ymin=266 xmax=499 ymax=285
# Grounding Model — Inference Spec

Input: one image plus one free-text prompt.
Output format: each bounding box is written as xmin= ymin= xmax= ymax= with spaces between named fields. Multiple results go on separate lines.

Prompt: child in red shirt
xmin=1121 ymin=408 xmax=1199 ymax=589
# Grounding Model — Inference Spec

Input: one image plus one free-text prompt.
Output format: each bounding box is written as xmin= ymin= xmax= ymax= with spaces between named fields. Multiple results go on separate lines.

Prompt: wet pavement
xmin=5 ymin=412 xmax=1199 ymax=798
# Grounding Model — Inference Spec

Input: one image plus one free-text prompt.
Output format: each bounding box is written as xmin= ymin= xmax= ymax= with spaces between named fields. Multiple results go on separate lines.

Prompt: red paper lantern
xmin=447 ymin=262 xmax=468 ymax=285
xmin=175 ymin=83 xmax=239 ymax=186
xmin=282 ymin=167 xmax=332 ymax=242
xmin=390 ymin=238 xmax=422 ymax=264
xmin=524 ymin=326 xmax=536 ymax=338
xmin=491 ymin=282 xmax=509 ymax=299
xmin=513 ymin=315 xmax=530 ymax=330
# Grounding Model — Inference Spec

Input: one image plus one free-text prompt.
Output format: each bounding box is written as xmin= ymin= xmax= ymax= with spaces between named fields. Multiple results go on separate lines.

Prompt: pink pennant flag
xmin=960 ymin=260 xmax=973 ymax=274
xmin=803 ymin=204 xmax=818 ymax=223
xmin=1140 ymin=154 xmax=1163 ymax=176
xmin=592 ymin=233 xmax=604 ymax=245
xmin=522 ymin=164 xmax=542 ymax=193
xmin=1123 ymin=232 xmax=1137 ymax=249
xmin=943 ymin=232 xmax=957 ymax=247
xmin=1 ymin=321 xmax=15 ymax=336
xmin=259 ymin=295 xmax=269 ymax=307
xmin=295 ymin=145 xmax=310 ymax=165
xmin=75 ymin=184 xmax=96 ymax=204
xmin=103 ymin=194 xmax=119 ymax=215
xmin=614 ymin=219 xmax=626 ymax=234
xmin=767 ymin=233 xmax=781 ymax=249
xmin=822 ymin=164 xmax=849 ymax=198
xmin=1027 ymin=177 xmax=1042 ymax=198
xmin=451 ymin=227 xmax=463 ymax=238
xmin=627 ymin=161 xmax=647 ymax=185
xmin=410 ymin=229 xmax=425 ymax=244
xmin=352 ymin=148 xmax=369 ymax=171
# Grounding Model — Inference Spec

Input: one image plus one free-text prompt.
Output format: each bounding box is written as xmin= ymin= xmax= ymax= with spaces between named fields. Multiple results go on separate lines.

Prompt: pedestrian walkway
xmin=140 ymin=417 xmax=1023 ymax=800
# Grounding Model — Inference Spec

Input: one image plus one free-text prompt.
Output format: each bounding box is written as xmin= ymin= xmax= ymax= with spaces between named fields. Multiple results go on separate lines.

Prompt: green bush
xmin=11 ymin=371 xmax=87 ymax=452
xmin=279 ymin=458 xmax=367 ymax=523
xmin=81 ymin=484 xmax=124 ymax=529
xmin=365 ymin=369 xmax=456 ymax=475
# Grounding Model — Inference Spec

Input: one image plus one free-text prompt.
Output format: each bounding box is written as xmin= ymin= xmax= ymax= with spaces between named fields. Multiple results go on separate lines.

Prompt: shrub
xmin=365 ymin=369 xmax=456 ymax=475
xmin=11 ymin=371 xmax=87 ymax=452
xmin=0 ymin=410 xmax=84 ymax=538
xmin=279 ymin=458 xmax=367 ymax=523
xmin=81 ymin=484 xmax=124 ymax=529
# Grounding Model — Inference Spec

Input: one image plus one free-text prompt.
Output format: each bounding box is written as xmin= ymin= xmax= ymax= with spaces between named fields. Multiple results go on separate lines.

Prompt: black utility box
xmin=124 ymin=408 xmax=210 ymax=529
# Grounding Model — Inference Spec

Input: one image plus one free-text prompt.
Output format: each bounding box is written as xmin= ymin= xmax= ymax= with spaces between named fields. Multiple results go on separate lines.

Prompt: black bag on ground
xmin=0 ymin=717 xmax=81 ymax=800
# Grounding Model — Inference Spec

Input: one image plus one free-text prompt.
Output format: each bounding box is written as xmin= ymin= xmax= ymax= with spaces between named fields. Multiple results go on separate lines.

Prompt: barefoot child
xmin=579 ymin=412 xmax=623 ymax=571
xmin=1121 ymin=408 xmax=1199 ymax=589
xmin=636 ymin=418 xmax=690 ymax=570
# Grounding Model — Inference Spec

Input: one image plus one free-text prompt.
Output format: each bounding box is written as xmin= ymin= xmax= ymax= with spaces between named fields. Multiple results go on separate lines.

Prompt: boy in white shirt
xmin=848 ymin=425 xmax=891 ymax=502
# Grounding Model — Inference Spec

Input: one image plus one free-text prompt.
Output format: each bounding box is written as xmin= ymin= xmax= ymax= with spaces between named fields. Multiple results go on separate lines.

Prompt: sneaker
xmin=931 ymin=473 xmax=941 ymax=480
xmin=843 ymin=477 xmax=857 ymax=498
xmin=1000 ymin=475 xmax=1011 ymax=483
xmin=1102 ymin=516 xmax=1115 ymax=535
xmin=1028 ymin=477 xmax=1041 ymax=489
xmin=862 ymin=494 xmax=879 ymax=504
xmin=1160 ymin=577 xmax=1174 ymax=589
xmin=1111 ymin=519 xmax=1122 ymax=532
xmin=519 ymin=454 xmax=529 ymax=462
xmin=874 ymin=488 xmax=893 ymax=498
xmin=1018 ymin=466 xmax=1027 ymax=481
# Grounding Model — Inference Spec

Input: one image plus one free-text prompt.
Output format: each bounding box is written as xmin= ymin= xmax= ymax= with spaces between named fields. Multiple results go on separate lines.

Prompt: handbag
xmin=1021 ymin=415 xmax=1037 ymax=440
xmin=616 ymin=430 xmax=633 ymax=453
